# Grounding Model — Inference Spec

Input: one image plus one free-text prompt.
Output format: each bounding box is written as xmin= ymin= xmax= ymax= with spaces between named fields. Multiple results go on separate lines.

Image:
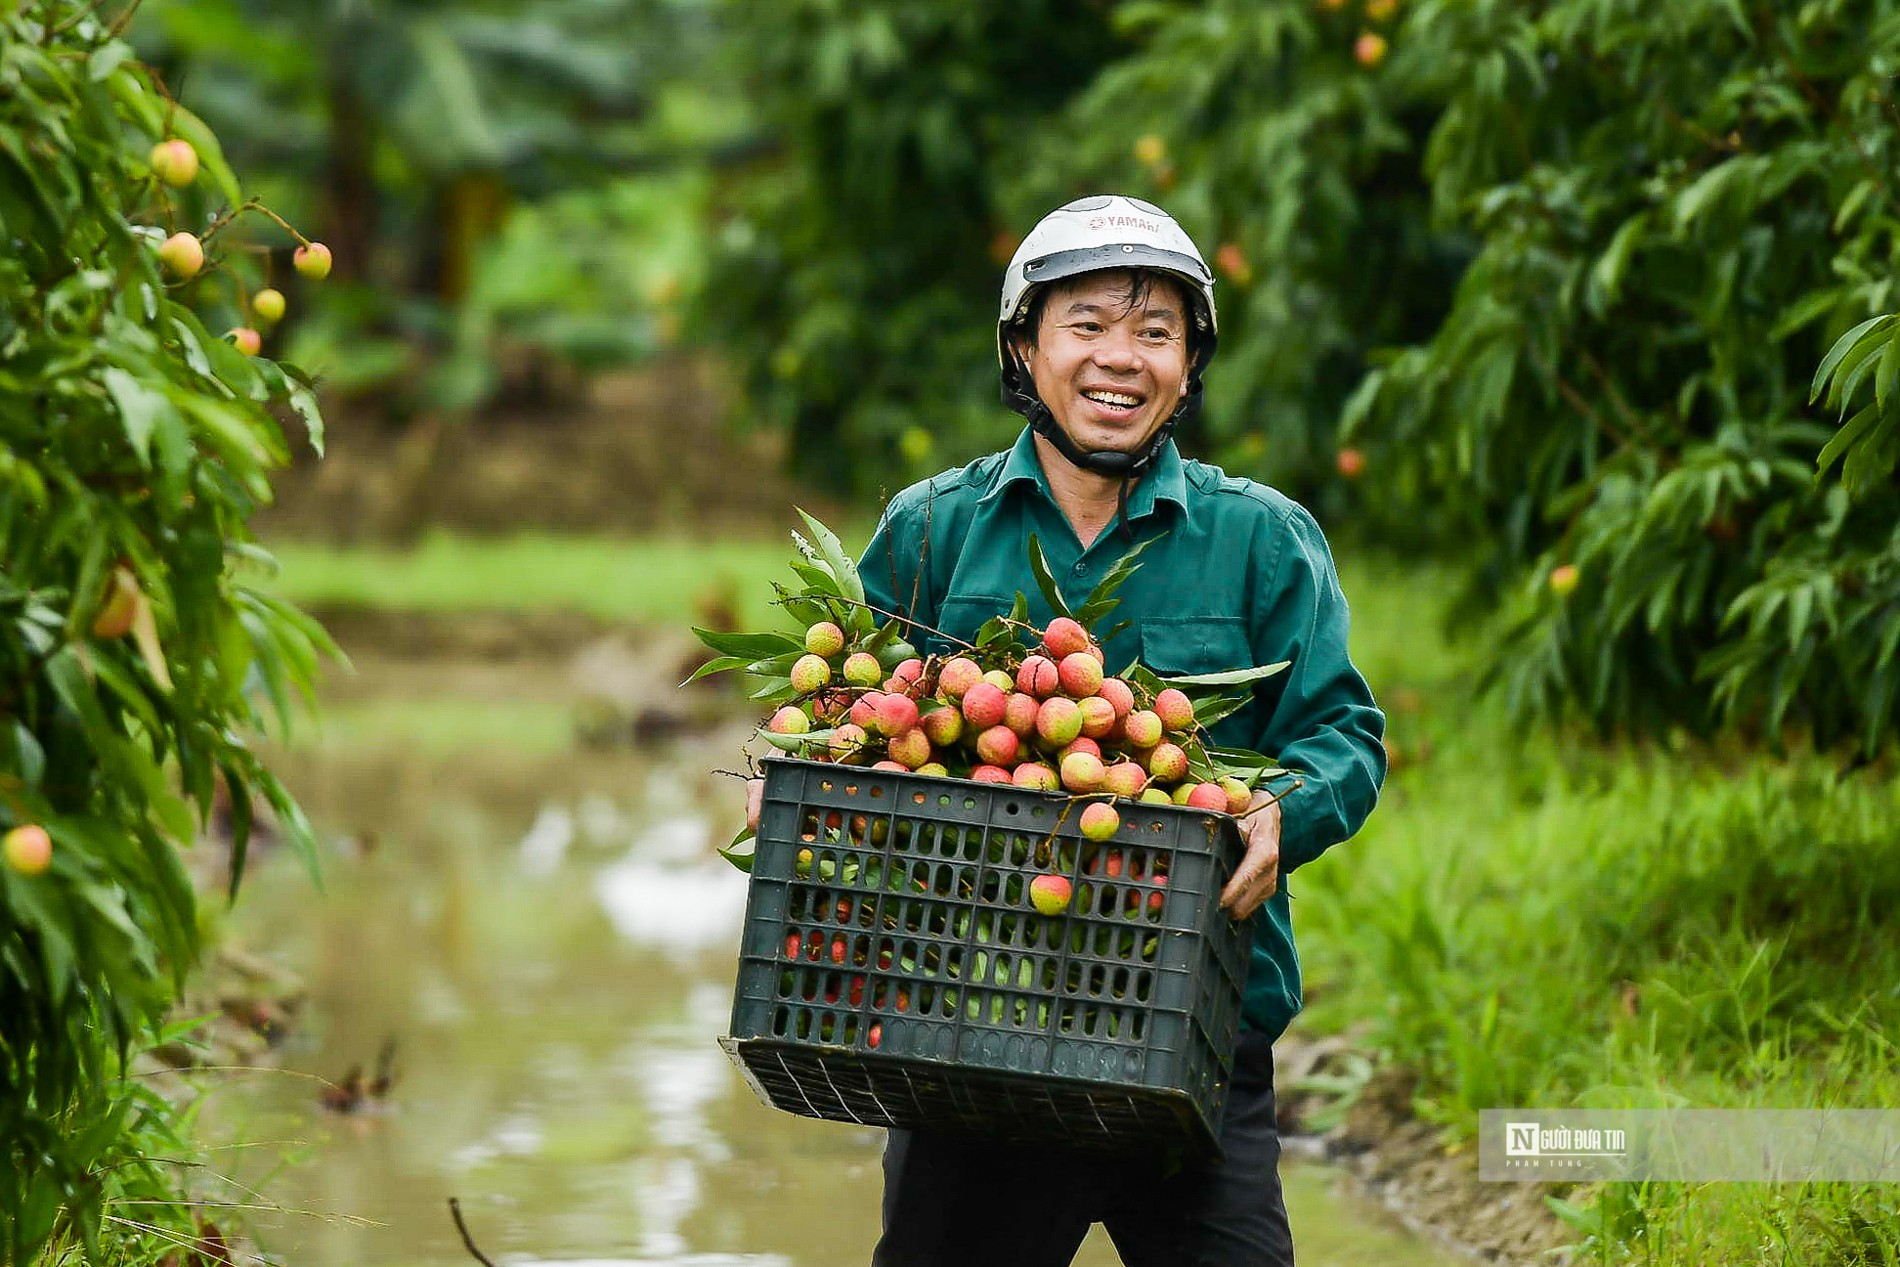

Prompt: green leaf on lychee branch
xmin=1205 ymin=746 xmax=1289 ymax=784
xmin=680 ymin=654 xmax=750 ymax=686
xmin=756 ymin=727 xmax=833 ymax=752
xmin=1075 ymin=536 xmax=1156 ymax=628
xmin=1192 ymin=692 xmax=1251 ymax=729
xmin=748 ymin=675 xmax=796 ymax=703
xmin=771 ymin=582 xmax=834 ymax=627
xmin=789 ymin=560 xmax=846 ymax=598
xmin=718 ymin=828 xmax=757 ymax=874
xmin=694 ymin=628 xmax=801 ymax=658
xmin=1158 ymin=661 xmax=1291 ymax=688
xmin=795 ymin=508 xmax=865 ymax=604
xmin=745 ymin=649 xmax=807 ymax=676
xmin=1026 ymin=534 xmax=1073 ymax=620
xmin=974 ymin=614 xmax=1023 ymax=652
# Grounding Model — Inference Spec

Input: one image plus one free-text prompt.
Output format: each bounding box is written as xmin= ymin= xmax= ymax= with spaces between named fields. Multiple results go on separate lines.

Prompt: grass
xmin=258 ymin=529 xmax=1900 ymax=1266
xmin=259 ymin=530 xmax=846 ymax=629
xmin=1316 ymin=553 xmax=1900 ymax=1265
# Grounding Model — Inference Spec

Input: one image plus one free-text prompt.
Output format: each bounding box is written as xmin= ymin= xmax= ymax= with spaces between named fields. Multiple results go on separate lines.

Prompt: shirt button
xmin=1073 ymin=562 xmax=1086 ymax=574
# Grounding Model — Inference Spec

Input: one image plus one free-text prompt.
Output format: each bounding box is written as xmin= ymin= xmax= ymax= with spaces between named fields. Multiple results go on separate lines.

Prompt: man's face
xmin=1013 ymin=269 xmax=1194 ymax=460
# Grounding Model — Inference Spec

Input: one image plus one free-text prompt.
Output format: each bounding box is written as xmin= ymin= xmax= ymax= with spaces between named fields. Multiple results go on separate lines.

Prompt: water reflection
xmin=200 ymin=660 xmax=1459 ymax=1266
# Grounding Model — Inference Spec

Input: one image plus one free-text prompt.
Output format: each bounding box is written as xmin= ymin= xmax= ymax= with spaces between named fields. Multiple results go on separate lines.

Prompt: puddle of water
xmin=201 ymin=673 xmax=1463 ymax=1267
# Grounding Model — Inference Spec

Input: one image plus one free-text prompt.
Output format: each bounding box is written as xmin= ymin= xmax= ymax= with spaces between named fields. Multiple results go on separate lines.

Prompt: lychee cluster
xmin=762 ymin=615 xmax=1257 ymax=834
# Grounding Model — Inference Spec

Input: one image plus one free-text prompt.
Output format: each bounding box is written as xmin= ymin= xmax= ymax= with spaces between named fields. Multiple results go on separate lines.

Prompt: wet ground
xmin=198 ymin=652 xmax=1466 ymax=1266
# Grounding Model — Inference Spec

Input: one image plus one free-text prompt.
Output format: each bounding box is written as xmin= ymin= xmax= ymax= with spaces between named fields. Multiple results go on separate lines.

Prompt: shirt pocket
xmin=1139 ymin=617 xmax=1259 ymax=744
xmin=928 ymin=594 xmax=1015 ymax=657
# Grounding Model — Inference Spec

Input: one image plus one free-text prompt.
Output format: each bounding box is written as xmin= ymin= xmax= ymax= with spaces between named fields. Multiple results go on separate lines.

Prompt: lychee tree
xmin=0 ymin=3 xmax=331 ymax=1258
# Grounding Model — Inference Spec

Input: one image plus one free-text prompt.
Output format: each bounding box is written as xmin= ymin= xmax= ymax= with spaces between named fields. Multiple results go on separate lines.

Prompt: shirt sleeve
xmin=858 ymin=489 xmax=932 ymax=636
xmin=1250 ymin=507 xmax=1387 ymax=875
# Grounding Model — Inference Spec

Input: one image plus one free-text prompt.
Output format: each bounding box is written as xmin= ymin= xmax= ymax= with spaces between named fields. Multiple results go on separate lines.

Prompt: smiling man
xmin=847 ymin=196 xmax=1388 ymax=1266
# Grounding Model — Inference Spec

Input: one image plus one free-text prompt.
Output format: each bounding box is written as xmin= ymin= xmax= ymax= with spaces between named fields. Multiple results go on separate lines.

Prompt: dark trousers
xmin=871 ymin=1032 xmax=1295 ymax=1267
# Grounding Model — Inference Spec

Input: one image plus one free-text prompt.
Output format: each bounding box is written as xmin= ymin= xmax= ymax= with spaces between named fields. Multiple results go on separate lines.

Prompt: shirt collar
xmin=980 ymin=427 xmax=1192 ymax=528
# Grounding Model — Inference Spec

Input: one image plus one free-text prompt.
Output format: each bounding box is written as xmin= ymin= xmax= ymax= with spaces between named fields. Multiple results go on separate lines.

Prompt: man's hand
xmin=1219 ymin=791 xmax=1282 ymax=919
xmin=744 ymin=777 xmax=764 ymax=834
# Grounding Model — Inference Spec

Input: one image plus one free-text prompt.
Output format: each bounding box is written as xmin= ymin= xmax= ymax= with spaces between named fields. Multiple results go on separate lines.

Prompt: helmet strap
xmin=1001 ymin=345 xmax=1200 ymax=485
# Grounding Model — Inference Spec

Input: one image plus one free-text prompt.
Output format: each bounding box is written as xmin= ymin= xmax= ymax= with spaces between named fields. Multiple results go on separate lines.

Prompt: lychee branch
xmin=790 ymin=594 xmax=978 ymax=651
xmin=447 ymin=1198 xmax=498 ymax=1267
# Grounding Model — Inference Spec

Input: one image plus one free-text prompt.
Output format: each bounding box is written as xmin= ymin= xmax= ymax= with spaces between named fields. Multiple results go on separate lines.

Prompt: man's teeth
xmin=1083 ymin=390 xmax=1141 ymax=407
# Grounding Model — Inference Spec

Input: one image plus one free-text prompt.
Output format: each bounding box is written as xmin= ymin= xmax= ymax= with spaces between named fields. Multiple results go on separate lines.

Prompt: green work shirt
xmin=859 ymin=426 xmax=1386 ymax=1041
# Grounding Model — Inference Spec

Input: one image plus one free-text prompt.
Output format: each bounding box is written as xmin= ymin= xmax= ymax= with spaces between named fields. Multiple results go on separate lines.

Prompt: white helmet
xmin=997 ymin=195 xmax=1218 ymax=481
xmin=997 ymin=194 xmax=1218 ymax=375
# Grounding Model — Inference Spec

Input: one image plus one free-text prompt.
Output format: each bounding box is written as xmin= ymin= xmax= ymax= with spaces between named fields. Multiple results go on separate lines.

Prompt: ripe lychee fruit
xmin=149 ymin=139 xmax=199 ymax=187
xmin=1017 ymin=655 xmax=1060 ymax=698
xmin=1012 ymin=762 xmax=1059 ymax=791
xmin=915 ymin=762 xmax=948 ymax=777
xmin=3 ymin=824 xmax=51 ymax=876
xmin=871 ymin=759 xmax=908 ymax=772
xmin=158 ymin=231 xmax=204 ymax=279
xmin=982 ymin=669 xmax=1016 ymax=693
xmin=1153 ymin=688 xmax=1196 ymax=732
xmin=1354 ymin=31 xmax=1388 ymax=66
xmin=1098 ymin=677 xmax=1135 ymax=719
xmin=1549 ymin=564 xmax=1580 ymax=597
xmin=229 ymin=327 xmax=262 ymax=356
xmin=976 ymin=725 xmax=1020 ymax=767
xmin=937 ymin=656 xmax=983 ymax=700
xmin=1139 ymin=787 xmax=1174 ymax=805
xmin=829 ymin=723 xmax=870 ymax=762
xmin=887 ymin=658 xmax=926 ymax=694
xmin=1004 ymin=691 xmax=1041 ymax=738
xmin=970 ymin=764 xmax=1013 ymax=784
xmin=849 ymin=692 xmax=881 ymax=729
xmin=1036 ymin=697 xmax=1084 ymax=748
xmin=873 ymin=692 xmax=920 ymax=737
xmin=1079 ymin=803 xmax=1120 ymax=842
xmin=252 ymin=287 xmax=287 ymax=325
xmin=1057 ymin=737 xmax=1102 ymax=762
xmin=1103 ymin=762 xmax=1147 ymax=799
xmin=1336 ymin=447 xmax=1366 ymax=479
xmin=1123 ymin=709 xmax=1164 ymax=749
xmin=1042 ymin=616 xmax=1092 ymax=659
xmin=843 ymin=652 xmax=884 ymax=687
xmin=91 ymin=566 xmax=140 ymax=640
xmin=1060 ymin=751 xmax=1106 ymax=793
xmin=1029 ymin=874 xmax=1073 ymax=915
xmin=768 ymin=706 xmax=811 ymax=735
xmin=293 ymin=241 xmax=333 ymax=280
xmin=1058 ymin=653 xmax=1104 ymax=698
xmin=961 ymin=682 xmax=1008 ymax=728
xmin=790 ymin=654 xmax=832 ymax=695
xmin=1185 ymin=782 xmax=1231 ymax=812
xmin=1219 ymin=776 xmax=1254 ymax=815
xmin=920 ymin=705 xmax=963 ymax=747
xmin=1077 ymin=695 xmax=1117 ymax=739
xmin=887 ymin=728 xmax=932 ymax=769
xmin=1147 ymin=742 xmax=1189 ymax=783
xmin=805 ymin=621 xmax=846 ymax=657
xmin=1215 ymin=242 xmax=1253 ymax=285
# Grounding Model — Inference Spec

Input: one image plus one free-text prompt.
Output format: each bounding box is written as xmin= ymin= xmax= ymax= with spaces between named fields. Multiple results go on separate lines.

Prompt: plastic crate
xmin=722 ymin=755 xmax=1254 ymax=1157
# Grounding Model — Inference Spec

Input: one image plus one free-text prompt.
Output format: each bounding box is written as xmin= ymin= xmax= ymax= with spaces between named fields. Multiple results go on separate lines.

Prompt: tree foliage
xmin=0 ymin=2 xmax=329 ymax=1256
xmin=130 ymin=0 xmax=686 ymax=413
xmin=703 ymin=0 xmax=1128 ymax=495
xmin=709 ymin=0 xmax=1900 ymax=752
xmin=1338 ymin=0 xmax=1900 ymax=751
